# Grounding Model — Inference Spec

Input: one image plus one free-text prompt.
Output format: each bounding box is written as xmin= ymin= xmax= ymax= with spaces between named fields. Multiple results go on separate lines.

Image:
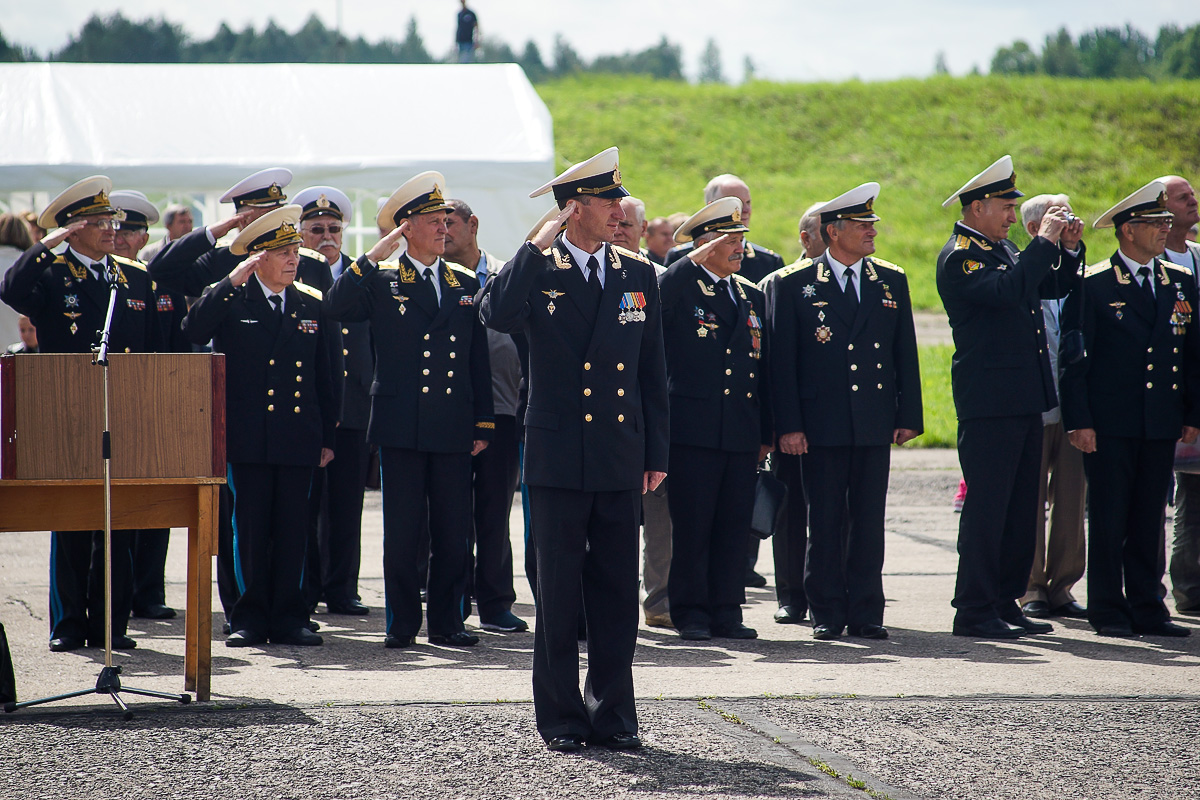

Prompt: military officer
xmin=480 ymin=147 xmax=669 ymax=753
xmin=768 ymin=183 xmax=922 ymax=640
xmin=660 ymin=197 xmax=772 ymax=641
xmin=326 ymin=172 xmax=493 ymax=649
xmin=1060 ymin=181 xmax=1199 ymax=638
xmin=183 ymin=205 xmax=336 ymax=647
xmin=0 ymin=176 xmax=160 ymax=652
xmin=936 ymin=155 xmax=1082 ymax=639
xmin=292 ymin=186 xmax=372 ymax=617
xmin=110 ymin=190 xmax=187 ymax=621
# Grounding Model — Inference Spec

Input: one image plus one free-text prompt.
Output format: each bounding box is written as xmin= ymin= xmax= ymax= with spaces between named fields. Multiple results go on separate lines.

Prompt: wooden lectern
xmin=0 ymin=353 xmax=225 ymax=700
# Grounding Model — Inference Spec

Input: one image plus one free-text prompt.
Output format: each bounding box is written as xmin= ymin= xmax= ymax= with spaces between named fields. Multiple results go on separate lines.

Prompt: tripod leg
xmin=119 ymin=685 xmax=191 ymax=704
xmin=108 ymin=690 xmax=133 ymax=721
xmin=4 ymin=687 xmax=97 ymax=712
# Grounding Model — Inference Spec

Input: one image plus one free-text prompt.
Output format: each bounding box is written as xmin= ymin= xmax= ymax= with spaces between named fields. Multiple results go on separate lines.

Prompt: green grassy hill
xmin=537 ymin=75 xmax=1200 ymax=310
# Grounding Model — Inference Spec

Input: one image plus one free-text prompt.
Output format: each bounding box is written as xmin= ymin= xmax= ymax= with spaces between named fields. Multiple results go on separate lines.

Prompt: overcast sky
xmin=6 ymin=1 xmax=1200 ymax=81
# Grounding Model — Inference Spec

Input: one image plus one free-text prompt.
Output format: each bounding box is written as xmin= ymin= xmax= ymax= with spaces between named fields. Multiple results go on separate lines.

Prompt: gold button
xmin=343 ymin=349 xmax=349 ymax=356
xmin=617 ymin=388 xmax=624 ymax=397
xmin=1174 ymin=348 xmax=1179 ymax=354
xmin=617 ymin=363 xmax=625 ymax=371
xmin=1148 ymin=347 xmax=1154 ymax=354
xmin=584 ymin=362 xmax=592 ymax=370
xmin=424 ymin=351 xmax=431 ymax=357
xmin=447 ymin=370 xmax=453 ymax=378
xmin=877 ymin=364 xmax=882 ymax=369
xmin=749 ymin=373 xmax=755 ymax=379
xmin=585 ymin=413 xmax=593 ymax=422
xmin=725 ymin=369 xmax=732 ymax=376
xmin=269 ymin=359 xmax=275 ymax=366
xmin=450 ymin=335 xmax=457 ymax=342
xmin=423 ymin=369 xmax=430 ymax=375
xmin=267 ymin=404 xmax=274 ymax=411
xmin=848 ymin=344 xmax=854 ymax=351
xmin=446 ymin=388 xmax=452 ymax=394
xmin=1148 ymin=364 xmax=1154 ymax=371
xmin=449 ymin=352 xmax=456 ymax=359
xmin=294 ymin=406 xmax=301 ymax=413
xmin=874 ymin=343 xmax=880 ymax=349
xmin=1173 ymin=384 xmax=1179 ymax=390
xmin=747 ymin=392 xmax=752 ymax=398
xmin=726 ymin=349 xmax=732 ymax=354
xmin=877 ymin=383 xmax=883 ymax=389
xmin=618 ymin=414 xmax=624 ymax=422
xmin=851 ymin=364 xmax=858 ymax=371
xmin=268 ymin=389 xmax=275 ymax=396
xmin=1147 ymin=382 xmax=1153 ymax=389
xmin=724 ymin=388 xmax=730 ymax=395
xmin=295 ymin=391 xmax=301 ymax=398
xmin=424 ymin=334 xmax=430 ymax=341
xmin=296 ymin=361 xmax=302 ymax=367
xmin=852 ymin=385 xmax=859 ymax=391
xmin=584 ymin=388 xmax=592 ymax=396
xmin=124 ymin=347 xmax=130 ymax=353
xmin=422 ymin=386 xmax=429 ymax=393
xmin=342 ymin=327 xmax=349 ymax=335
xmin=344 ymin=371 xmax=347 ymax=377
xmin=296 ymin=376 xmax=302 ymax=382
xmin=1174 ymin=366 xmax=1179 ymax=372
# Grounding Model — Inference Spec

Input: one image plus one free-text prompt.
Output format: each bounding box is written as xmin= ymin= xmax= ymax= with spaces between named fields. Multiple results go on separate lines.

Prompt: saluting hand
xmin=228 ymin=251 xmax=265 ymax=286
xmin=40 ymin=220 xmax=88 ymax=251
xmin=366 ymin=220 xmax=409 ymax=264
xmin=530 ymin=202 xmax=575 ymax=252
xmin=688 ymin=233 xmax=731 ymax=270
xmin=210 ymin=210 xmax=255 ymax=241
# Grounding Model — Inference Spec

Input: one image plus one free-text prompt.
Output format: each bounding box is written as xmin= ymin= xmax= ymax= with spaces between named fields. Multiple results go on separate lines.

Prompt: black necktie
xmin=714 ymin=278 xmax=737 ymax=320
xmin=417 ymin=267 xmax=437 ymax=308
xmin=268 ymin=294 xmax=283 ymax=318
xmin=1138 ymin=267 xmax=1156 ymax=308
xmin=843 ymin=268 xmax=859 ymax=316
xmin=587 ymin=255 xmax=602 ymax=309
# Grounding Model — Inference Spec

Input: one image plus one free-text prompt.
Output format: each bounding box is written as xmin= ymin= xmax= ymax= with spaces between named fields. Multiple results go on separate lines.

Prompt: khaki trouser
xmin=1023 ymin=421 xmax=1087 ymax=608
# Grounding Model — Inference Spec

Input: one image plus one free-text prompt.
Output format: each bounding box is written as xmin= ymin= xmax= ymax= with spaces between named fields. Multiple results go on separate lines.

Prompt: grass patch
xmin=537 ymin=74 xmax=1200 ymax=310
xmin=914 ymin=344 xmax=956 ymax=448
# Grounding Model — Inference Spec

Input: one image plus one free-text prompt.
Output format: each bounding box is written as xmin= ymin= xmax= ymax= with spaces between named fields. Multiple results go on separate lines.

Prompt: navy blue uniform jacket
xmin=480 ymin=238 xmax=669 ymax=492
xmin=936 ymin=223 xmax=1082 ymax=421
xmin=767 ymin=253 xmax=922 ymax=447
xmin=325 ymin=254 xmax=493 ymax=453
xmin=183 ymin=276 xmax=337 ymax=467
xmin=1060 ymin=252 xmax=1200 ymax=439
xmin=659 ymin=257 xmax=771 ymax=452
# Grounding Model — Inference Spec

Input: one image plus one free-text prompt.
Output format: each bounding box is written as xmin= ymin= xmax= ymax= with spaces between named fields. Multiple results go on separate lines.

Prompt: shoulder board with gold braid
xmin=867 ymin=256 xmax=905 ymax=274
xmin=611 ymin=244 xmax=651 ymax=265
xmin=1163 ymin=260 xmax=1191 ymax=275
xmin=772 ymin=258 xmax=813 ymax=282
xmin=732 ymin=274 xmax=760 ymax=290
xmin=1084 ymin=259 xmax=1113 ymax=279
xmin=299 ymin=247 xmax=325 ymax=262
xmin=113 ymin=254 xmax=145 ymax=272
xmin=293 ymin=281 xmax=323 ymax=300
xmin=445 ymin=262 xmax=475 ymax=278
xmin=952 ymin=234 xmax=974 ymax=251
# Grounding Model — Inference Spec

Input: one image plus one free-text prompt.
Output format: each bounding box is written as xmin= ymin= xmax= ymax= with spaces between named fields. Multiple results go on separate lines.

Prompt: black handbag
xmin=750 ymin=468 xmax=788 ymax=540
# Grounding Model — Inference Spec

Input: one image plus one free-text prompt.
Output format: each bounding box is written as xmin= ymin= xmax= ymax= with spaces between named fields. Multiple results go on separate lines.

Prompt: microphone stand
xmin=4 ymin=262 xmax=190 ymax=720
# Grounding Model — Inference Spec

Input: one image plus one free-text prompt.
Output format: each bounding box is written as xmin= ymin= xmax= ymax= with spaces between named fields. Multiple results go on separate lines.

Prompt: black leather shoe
xmin=429 ymin=631 xmax=479 ymax=646
xmin=678 ymin=625 xmax=712 ymax=641
xmin=306 ymin=619 xmax=321 ymax=633
xmin=222 ymin=622 xmax=232 ymax=636
xmin=1177 ymin=606 xmax=1200 ymax=617
xmin=744 ymin=570 xmax=768 ymax=588
xmin=1133 ymin=621 xmax=1191 ymax=637
xmin=812 ymin=624 xmax=843 ymax=640
xmin=712 ymin=623 xmax=758 ymax=640
xmin=133 ymin=603 xmax=177 ymax=620
xmin=952 ymin=618 xmax=1024 ymax=639
xmin=49 ymin=636 xmax=84 ymax=652
xmin=1004 ymin=614 xmax=1053 ymax=634
xmin=849 ymin=624 xmax=888 ymax=640
xmin=385 ymin=634 xmax=417 ymax=649
xmin=773 ymin=605 xmax=806 ymax=624
xmin=326 ymin=600 xmax=370 ymax=615
xmin=87 ymin=635 xmax=137 ymax=650
xmin=226 ymin=629 xmax=266 ymax=647
xmin=546 ymin=735 xmax=583 ymax=752
xmin=1094 ymin=622 xmax=1134 ymax=637
xmin=272 ymin=627 xmax=323 ymax=646
xmin=597 ymin=732 xmax=641 ymax=750
xmin=1050 ymin=601 xmax=1087 ymax=618
xmin=1021 ymin=600 xmax=1051 ymax=619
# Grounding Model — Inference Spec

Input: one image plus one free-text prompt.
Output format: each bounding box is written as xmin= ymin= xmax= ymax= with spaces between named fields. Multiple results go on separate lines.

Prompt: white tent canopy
xmin=0 ymin=62 xmax=555 ymax=259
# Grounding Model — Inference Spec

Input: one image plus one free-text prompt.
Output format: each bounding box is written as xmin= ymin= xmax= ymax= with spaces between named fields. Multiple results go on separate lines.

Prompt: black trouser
xmin=1084 ymin=435 xmax=1175 ymax=630
xmin=379 ymin=447 xmax=472 ymax=639
xmin=49 ymin=530 xmax=134 ymax=643
xmin=666 ymin=444 xmax=757 ymax=630
xmin=226 ymin=463 xmax=313 ymax=638
xmin=519 ymin=442 xmax=537 ymax=599
xmin=305 ymin=426 xmax=371 ymax=609
xmin=772 ymin=452 xmax=809 ymax=612
xmin=528 ymin=485 xmax=640 ymax=743
xmin=469 ymin=414 xmax=520 ymax=619
xmin=131 ymin=528 xmax=170 ymax=611
xmin=802 ymin=445 xmax=891 ymax=630
xmin=216 ymin=483 xmax=238 ymax=621
xmin=953 ymin=414 xmax=1043 ymax=626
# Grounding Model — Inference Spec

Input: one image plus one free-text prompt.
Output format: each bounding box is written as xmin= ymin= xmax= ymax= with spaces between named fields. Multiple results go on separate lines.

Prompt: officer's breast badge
xmin=816 ymin=325 xmax=833 ymax=344
xmin=963 ymin=260 xmax=985 ymax=274
xmin=618 ymin=292 xmax=647 ymax=324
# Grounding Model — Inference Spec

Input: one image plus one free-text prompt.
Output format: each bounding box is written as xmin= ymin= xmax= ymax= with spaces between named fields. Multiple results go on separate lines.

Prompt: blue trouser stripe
xmin=227 ymin=464 xmax=247 ymax=595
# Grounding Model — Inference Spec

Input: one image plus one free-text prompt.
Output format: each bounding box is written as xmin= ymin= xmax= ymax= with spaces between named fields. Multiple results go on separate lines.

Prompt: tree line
xmin=0 ymin=12 xmax=752 ymax=83
xmin=991 ymin=23 xmax=1200 ymax=79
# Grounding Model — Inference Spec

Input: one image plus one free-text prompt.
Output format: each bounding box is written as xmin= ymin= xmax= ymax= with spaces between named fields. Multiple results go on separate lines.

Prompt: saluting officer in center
xmin=1060 ymin=181 xmax=1200 ymax=638
xmin=659 ymin=197 xmax=772 ymax=641
xmin=936 ymin=155 xmax=1082 ymax=639
xmin=480 ymin=147 xmax=669 ymax=753
xmin=767 ymin=183 xmax=922 ymax=641
xmin=326 ymin=172 xmax=493 ymax=649
xmin=183 ymin=205 xmax=337 ymax=647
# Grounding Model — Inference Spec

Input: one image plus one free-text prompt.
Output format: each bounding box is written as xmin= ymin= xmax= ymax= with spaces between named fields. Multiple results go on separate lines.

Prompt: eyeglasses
xmin=1129 ymin=219 xmax=1172 ymax=228
xmin=114 ymin=227 xmax=146 ymax=237
xmin=306 ymin=224 xmax=343 ymax=235
xmin=82 ymin=218 xmax=121 ymax=231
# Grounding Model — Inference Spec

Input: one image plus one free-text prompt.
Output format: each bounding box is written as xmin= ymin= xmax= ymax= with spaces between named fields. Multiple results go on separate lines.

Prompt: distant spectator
xmin=613 ymin=197 xmax=653 ymax=263
xmin=6 ymin=314 xmax=37 ymax=354
xmin=1189 ymin=223 xmax=1198 ymax=243
xmin=456 ymin=0 xmax=479 ymax=63
xmin=141 ymin=203 xmax=194 ymax=262
xmin=0 ymin=212 xmax=36 ymax=349
xmin=644 ymin=216 xmax=674 ymax=265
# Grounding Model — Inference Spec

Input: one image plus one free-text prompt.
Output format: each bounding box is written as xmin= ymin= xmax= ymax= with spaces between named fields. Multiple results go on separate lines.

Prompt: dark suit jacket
xmin=667 ymin=240 xmax=785 ymax=287
xmin=480 ymin=238 xmax=669 ymax=492
xmin=148 ymin=227 xmax=240 ymax=297
xmin=767 ymin=253 xmax=922 ymax=447
xmin=936 ymin=222 xmax=1082 ymax=421
xmin=659 ymin=257 xmax=770 ymax=452
xmin=323 ymin=253 xmax=374 ymax=431
xmin=1 ymin=244 xmax=160 ymax=354
xmin=325 ymin=253 xmax=493 ymax=453
xmin=1060 ymin=252 xmax=1200 ymax=440
xmin=183 ymin=276 xmax=337 ymax=466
